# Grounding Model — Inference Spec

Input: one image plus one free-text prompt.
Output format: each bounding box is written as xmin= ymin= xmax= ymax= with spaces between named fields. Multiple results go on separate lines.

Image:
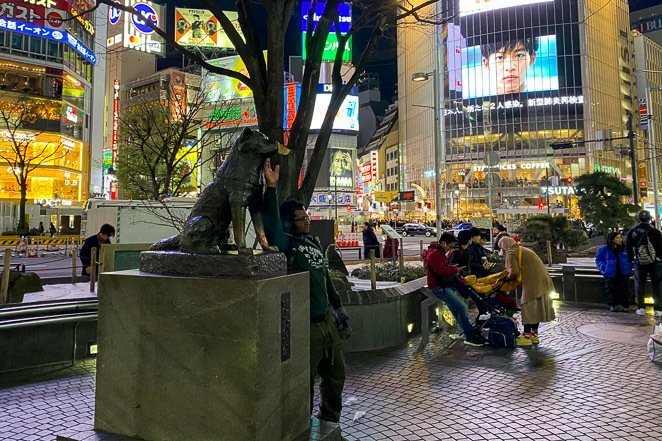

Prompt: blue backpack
xmin=487 ymin=316 xmax=519 ymax=348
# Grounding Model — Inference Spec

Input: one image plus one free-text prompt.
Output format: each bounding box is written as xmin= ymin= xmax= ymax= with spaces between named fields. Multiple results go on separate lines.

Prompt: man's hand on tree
xmin=264 ymin=158 xmax=280 ymax=188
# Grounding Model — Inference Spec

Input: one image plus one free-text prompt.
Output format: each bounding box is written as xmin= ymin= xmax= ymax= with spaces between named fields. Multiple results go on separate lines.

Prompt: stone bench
xmin=337 ymin=277 xmax=427 ymax=353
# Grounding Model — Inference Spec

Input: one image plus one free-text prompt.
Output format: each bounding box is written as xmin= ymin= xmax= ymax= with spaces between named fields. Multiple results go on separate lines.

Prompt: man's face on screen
xmin=482 ymin=42 xmax=536 ymax=95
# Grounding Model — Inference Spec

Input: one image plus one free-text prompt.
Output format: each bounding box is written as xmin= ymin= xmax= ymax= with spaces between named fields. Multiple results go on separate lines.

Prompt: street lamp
xmin=411 ymin=70 xmax=443 ymax=240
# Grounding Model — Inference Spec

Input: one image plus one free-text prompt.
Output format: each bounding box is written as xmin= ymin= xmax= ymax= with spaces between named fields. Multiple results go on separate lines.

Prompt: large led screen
xmin=460 ymin=0 xmax=554 ymax=16
xmin=462 ymin=35 xmax=559 ymax=99
xmin=310 ymin=94 xmax=359 ymax=132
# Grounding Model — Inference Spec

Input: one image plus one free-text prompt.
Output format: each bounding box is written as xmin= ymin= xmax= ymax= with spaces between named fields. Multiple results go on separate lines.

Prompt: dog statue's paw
xmin=238 ymin=247 xmax=254 ymax=255
xmin=262 ymin=245 xmax=279 ymax=253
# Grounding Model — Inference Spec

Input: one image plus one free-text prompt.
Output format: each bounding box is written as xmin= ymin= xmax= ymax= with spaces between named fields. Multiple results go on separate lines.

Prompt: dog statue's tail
xmin=149 ymin=235 xmax=181 ymax=251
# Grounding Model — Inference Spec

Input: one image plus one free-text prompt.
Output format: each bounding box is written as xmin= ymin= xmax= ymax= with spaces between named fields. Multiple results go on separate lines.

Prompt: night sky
xmin=154 ymin=1 xmax=662 ymax=110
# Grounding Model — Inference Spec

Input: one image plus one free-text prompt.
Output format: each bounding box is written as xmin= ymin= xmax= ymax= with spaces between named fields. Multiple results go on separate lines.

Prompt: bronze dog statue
xmin=150 ymin=128 xmax=286 ymax=254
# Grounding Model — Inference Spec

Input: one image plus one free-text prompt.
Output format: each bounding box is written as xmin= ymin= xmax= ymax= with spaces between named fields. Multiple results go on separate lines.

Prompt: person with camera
xmin=626 ymin=210 xmax=662 ymax=317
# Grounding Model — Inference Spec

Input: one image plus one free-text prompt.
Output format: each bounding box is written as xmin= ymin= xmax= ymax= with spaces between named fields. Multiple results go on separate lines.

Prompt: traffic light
xmin=550 ymin=142 xmax=574 ymax=150
xmin=538 ymin=199 xmax=544 ymax=210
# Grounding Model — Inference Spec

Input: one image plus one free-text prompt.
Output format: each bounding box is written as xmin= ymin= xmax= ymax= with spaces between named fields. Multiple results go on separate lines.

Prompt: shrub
xmin=351 ymin=262 xmax=426 ymax=282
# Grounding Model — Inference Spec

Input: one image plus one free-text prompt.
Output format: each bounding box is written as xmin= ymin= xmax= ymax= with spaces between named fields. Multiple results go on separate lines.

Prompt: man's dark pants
xmin=633 ymin=262 xmax=662 ymax=310
xmin=310 ymin=312 xmax=345 ymax=423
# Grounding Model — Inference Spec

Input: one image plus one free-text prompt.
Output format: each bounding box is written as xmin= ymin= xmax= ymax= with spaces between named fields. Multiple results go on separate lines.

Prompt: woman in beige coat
xmin=498 ymin=236 xmax=556 ymax=346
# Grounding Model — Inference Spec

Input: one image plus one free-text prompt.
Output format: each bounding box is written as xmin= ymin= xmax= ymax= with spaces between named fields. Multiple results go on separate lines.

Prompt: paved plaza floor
xmin=1 ymin=304 xmax=661 ymax=441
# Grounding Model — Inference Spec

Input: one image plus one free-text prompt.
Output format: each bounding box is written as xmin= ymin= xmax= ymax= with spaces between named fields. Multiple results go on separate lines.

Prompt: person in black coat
xmin=467 ymin=227 xmax=491 ymax=277
xmin=80 ymin=223 xmax=115 ymax=276
xmin=362 ymin=222 xmax=380 ymax=259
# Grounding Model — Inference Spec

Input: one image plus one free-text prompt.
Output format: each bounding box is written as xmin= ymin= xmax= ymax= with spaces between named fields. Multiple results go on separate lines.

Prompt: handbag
xmin=498 ymin=246 xmax=522 ymax=293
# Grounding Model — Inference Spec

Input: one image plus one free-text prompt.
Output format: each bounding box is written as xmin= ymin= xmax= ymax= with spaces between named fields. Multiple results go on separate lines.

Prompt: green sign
xmin=302 ymin=33 xmax=351 ymax=62
xmin=594 ymin=163 xmax=621 ymax=176
xmin=103 ymin=151 xmax=113 ymax=169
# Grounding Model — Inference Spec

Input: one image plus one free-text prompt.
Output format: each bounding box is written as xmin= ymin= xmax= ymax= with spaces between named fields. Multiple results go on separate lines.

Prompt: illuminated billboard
xmin=106 ymin=0 xmax=165 ymax=55
xmin=201 ymin=55 xmax=255 ymax=101
xmin=462 ymin=35 xmax=559 ymax=99
xmin=310 ymin=93 xmax=359 ymax=132
xmin=314 ymin=147 xmax=355 ymax=190
xmin=444 ymin=0 xmax=582 ymax=142
xmin=301 ymin=1 xmax=351 ymax=62
xmin=174 ymin=8 xmax=242 ymax=49
xmin=459 ymin=0 xmax=554 ymax=16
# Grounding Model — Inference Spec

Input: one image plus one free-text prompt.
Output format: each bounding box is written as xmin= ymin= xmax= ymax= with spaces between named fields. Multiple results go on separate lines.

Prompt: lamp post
xmin=412 ymin=69 xmax=443 ymax=240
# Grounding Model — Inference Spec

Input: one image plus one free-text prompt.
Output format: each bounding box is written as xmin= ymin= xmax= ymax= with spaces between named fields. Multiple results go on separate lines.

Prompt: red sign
xmin=285 ymin=83 xmax=298 ymax=130
xmin=171 ymin=71 xmax=186 ymax=121
xmin=361 ymin=162 xmax=372 ymax=182
xmin=112 ymin=80 xmax=120 ymax=163
xmin=0 ymin=0 xmax=69 ymax=29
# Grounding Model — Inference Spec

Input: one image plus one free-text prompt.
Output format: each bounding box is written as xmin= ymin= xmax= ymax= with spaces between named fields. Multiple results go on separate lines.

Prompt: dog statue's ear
xmin=240 ymin=127 xmax=253 ymax=141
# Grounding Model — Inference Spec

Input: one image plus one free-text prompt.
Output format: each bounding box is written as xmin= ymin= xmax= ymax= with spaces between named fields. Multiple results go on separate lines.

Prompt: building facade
xmin=398 ymin=0 xmax=641 ymax=221
xmin=0 ymin=0 xmax=99 ymax=230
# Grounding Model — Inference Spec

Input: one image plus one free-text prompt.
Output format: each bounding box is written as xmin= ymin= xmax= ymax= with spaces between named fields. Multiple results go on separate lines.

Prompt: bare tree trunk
xmin=18 ymin=182 xmax=28 ymax=232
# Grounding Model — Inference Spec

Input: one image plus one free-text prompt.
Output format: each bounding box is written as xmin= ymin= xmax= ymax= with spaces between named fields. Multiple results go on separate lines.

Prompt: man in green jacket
xmin=262 ymin=159 xmax=351 ymax=425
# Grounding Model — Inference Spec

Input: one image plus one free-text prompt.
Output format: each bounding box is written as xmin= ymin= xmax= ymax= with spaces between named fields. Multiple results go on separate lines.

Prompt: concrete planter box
xmin=338 ymin=277 xmax=426 ymax=353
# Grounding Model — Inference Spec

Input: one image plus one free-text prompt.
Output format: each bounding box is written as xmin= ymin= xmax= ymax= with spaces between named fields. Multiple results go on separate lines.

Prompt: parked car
xmin=444 ymin=222 xmax=492 ymax=238
xmin=396 ymin=223 xmax=436 ymax=237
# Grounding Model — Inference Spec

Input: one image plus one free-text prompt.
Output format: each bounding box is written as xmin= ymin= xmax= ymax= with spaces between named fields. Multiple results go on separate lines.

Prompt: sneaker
xmin=530 ymin=335 xmax=540 ymax=345
xmin=516 ymin=335 xmax=532 ymax=347
xmin=654 ymin=310 xmax=662 ymax=317
xmin=636 ymin=308 xmax=647 ymax=315
xmin=464 ymin=335 xmax=485 ymax=347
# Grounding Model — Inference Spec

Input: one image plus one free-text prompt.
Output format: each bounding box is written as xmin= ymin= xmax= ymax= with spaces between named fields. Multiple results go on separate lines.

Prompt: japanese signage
xmin=301 ymin=1 xmax=351 ymax=62
xmin=361 ymin=162 xmax=372 ymax=183
xmin=0 ymin=17 xmax=96 ymax=63
xmin=174 ymin=8 xmax=242 ymax=49
xmin=310 ymin=192 xmax=353 ymax=206
xmin=284 ymin=83 xmax=299 ymax=130
xmin=446 ymin=96 xmax=584 ymax=116
xmin=206 ymin=103 xmax=257 ymax=128
xmin=374 ymin=191 xmax=398 ymax=203
xmin=112 ymin=80 xmax=119 ymax=162
xmin=106 ymin=0 xmax=164 ymax=55
xmin=0 ymin=0 xmax=68 ymax=30
xmin=69 ymin=5 xmax=94 ymax=35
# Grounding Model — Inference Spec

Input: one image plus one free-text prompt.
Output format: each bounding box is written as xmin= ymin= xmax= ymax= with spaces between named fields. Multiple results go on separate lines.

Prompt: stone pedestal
xmin=94 ymin=269 xmax=310 ymax=441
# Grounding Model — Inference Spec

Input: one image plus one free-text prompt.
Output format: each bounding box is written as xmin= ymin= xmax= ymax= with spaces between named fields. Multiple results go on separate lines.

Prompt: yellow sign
xmin=374 ymin=191 xmax=398 ymax=203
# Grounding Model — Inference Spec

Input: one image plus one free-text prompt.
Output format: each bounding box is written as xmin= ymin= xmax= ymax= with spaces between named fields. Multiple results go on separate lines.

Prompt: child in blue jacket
xmin=595 ymin=232 xmax=634 ymax=311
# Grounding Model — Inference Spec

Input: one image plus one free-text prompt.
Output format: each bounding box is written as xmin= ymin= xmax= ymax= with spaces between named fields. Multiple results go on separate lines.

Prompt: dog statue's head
xmin=237 ymin=128 xmax=281 ymax=157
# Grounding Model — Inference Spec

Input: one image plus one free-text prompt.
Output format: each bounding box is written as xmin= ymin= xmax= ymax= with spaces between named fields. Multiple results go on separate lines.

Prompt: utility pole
xmin=628 ymin=116 xmax=639 ymax=208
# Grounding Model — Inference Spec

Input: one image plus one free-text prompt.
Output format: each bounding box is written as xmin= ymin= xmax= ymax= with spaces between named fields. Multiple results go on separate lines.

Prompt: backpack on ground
xmin=634 ymin=229 xmax=657 ymax=266
xmin=486 ymin=316 xmax=519 ymax=348
xmin=647 ymin=333 xmax=662 ymax=363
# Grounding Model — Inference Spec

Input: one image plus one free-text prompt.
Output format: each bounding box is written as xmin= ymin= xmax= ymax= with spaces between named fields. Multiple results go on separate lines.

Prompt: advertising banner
xmin=460 ymin=0 xmax=553 ymax=16
xmin=461 ymin=35 xmax=559 ymax=99
xmin=301 ymin=1 xmax=351 ymax=62
xmin=310 ymin=93 xmax=359 ymax=131
xmin=106 ymin=0 xmax=164 ymax=55
xmin=174 ymin=8 xmax=241 ymax=49
xmin=202 ymin=54 xmax=262 ymax=101
xmin=314 ymin=147 xmax=355 ymax=190
xmin=444 ymin=0 xmax=582 ymax=140
xmin=0 ymin=0 xmax=69 ymax=30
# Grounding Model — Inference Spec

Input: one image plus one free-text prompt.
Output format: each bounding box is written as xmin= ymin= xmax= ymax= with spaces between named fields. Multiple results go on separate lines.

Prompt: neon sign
xmin=0 ymin=17 xmax=96 ymax=64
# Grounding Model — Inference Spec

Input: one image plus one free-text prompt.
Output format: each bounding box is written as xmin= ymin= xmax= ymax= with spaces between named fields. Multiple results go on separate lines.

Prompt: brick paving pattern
xmin=1 ymin=305 xmax=661 ymax=441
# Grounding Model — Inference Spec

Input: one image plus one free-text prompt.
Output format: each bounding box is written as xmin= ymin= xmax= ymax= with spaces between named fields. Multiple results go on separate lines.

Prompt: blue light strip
xmin=0 ymin=17 xmax=97 ymax=65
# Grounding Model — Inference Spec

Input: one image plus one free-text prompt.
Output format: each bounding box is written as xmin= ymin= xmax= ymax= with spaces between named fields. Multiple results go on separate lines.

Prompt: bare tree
xmin=0 ymin=95 xmax=70 ymax=231
xmin=96 ymin=0 xmax=447 ymax=204
xmin=116 ymin=85 xmax=221 ymax=200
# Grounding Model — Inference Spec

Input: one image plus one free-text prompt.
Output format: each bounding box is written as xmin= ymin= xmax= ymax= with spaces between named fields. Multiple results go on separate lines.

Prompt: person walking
xmin=362 ymin=222 xmax=380 ymax=260
xmin=423 ymin=233 xmax=485 ymax=347
xmin=48 ymin=222 xmax=57 ymax=237
xmin=80 ymin=224 xmax=115 ymax=277
xmin=262 ymin=160 xmax=350 ymax=431
xmin=38 ymin=222 xmax=44 ymax=236
xmin=595 ymin=232 xmax=633 ymax=312
xmin=626 ymin=210 xmax=662 ymax=317
xmin=498 ymin=236 xmax=555 ymax=346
